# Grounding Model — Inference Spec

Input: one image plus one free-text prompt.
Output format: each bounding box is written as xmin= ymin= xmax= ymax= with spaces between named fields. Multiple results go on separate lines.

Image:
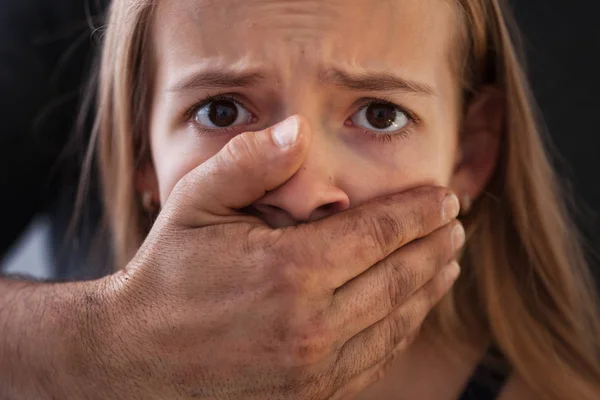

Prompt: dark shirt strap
xmin=458 ymin=345 xmax=512 ymax=400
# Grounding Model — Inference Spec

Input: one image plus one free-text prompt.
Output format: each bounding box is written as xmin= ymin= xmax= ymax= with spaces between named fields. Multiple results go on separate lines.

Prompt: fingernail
xmin=272 ymin=116 xmax=299 ymax=149
xmin=445 ymin=261 xmax=461 ymax=284
xmin=442 ymin=193 xmax=460 ymax=222
xmin=451 ymin=223 xmax=466 ymax=252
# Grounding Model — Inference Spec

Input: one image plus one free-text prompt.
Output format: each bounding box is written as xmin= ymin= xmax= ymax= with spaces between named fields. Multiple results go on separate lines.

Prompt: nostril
xmin=264 ymin=204 xmax=285 ymax=213
xmin=317 ymin=203 xmax=337 ymax=213
xmin=248 ymin=203 xmax=298 ymax=228
xmin=251 ymin=204 xmax=286 ymax=215
xmin=311 ymin=201 xmax=347 ymax=220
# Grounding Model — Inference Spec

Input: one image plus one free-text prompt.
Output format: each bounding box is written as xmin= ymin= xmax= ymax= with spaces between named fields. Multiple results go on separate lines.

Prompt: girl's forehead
xmin=152 ymin=0 xmax=458 ymax=91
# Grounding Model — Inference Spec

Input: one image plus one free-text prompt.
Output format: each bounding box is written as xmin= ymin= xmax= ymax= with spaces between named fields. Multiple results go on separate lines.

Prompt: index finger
xmin=277 ymin=186 xmax=460 ymax=289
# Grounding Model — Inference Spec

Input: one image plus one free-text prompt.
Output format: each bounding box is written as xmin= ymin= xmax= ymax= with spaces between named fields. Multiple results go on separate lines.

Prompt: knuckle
xmin=264 ymin=253 xmax=300 ymax=296
xmin=222 ymin=132 xmax=259 ymax=171
xmin=367 ymin=211 xmax=406 ymax=253
xmin=381 ymin=320 xmax=400 ymax=356
xmin=407 ymin=205 xmax=426 ymax=234
xmin=286 ymin=336 xmax=329 ymax=367
xmin=393 ymin=258 xmax=419 ymax=289
xmin=169 ymin=171 xmax=197 ymax=204
xmin=389 ymin=307 xmax=416 ymax=344
xmin=283 ymin=322 xmax=332 ymax=367
xmin=274 ymin=258 xmax=313 ymax=297
xmin=385 ymin=259 xmax=417 ymax=308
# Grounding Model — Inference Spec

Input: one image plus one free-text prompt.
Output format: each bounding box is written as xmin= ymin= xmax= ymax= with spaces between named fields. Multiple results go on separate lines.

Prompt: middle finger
xmin=328 ymin=220 xmax=465 ymax=342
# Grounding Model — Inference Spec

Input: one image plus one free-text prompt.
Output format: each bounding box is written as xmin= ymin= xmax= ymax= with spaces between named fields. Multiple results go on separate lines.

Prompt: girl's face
xmin=141 ymin=0 xmax=501 ymax=228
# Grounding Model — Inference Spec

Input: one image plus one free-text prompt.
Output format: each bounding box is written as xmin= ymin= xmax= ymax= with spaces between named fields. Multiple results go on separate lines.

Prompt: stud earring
xmin=141 ymin=191 xmax=160 ymax=214
xmin=460 ymin=193 xmax=472 ymax=216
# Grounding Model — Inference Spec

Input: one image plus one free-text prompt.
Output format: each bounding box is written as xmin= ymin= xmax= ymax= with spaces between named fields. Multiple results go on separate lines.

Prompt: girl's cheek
xmin=338 ymin=135 xmax=454 ymax=205
xmin=153 ymin=135 xmax=230 ymax=202
xmin=339 ymin=163 xmax=450 ymax=208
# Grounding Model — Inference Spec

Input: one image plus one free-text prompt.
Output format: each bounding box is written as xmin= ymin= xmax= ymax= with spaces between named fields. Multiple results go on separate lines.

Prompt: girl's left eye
xmin=351 ymin=102 xmax=409 ymax=133
xmin=194 ymin=98 xmax=253 ymax=129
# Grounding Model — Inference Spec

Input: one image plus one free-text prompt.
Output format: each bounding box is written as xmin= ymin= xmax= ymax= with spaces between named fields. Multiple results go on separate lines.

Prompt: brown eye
xmin=194 ymin=98 xmax=252 ymax=128
xmin=351 ymin=102 xmax=409 ymax=132
xmin=209 ymin=100 xmax=238 ymax=127
xmin=366 ymin=103 xmax=396 ymax=129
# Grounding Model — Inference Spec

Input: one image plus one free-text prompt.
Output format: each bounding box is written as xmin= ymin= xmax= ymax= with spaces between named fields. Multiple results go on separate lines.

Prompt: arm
xmin=0 ymin=277 xmax=100 ymax=399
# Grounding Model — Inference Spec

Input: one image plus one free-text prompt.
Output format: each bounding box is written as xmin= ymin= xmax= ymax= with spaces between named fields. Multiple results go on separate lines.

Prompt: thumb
xmin=166 ymin=115 xmax=311 ymax=227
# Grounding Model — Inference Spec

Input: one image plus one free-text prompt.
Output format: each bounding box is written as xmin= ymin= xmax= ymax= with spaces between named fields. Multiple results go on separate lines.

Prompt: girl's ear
xmin=450 ymin=85 xmax=504 ymax=206
xmin=135 ymin=160 xmax=160 ymax=210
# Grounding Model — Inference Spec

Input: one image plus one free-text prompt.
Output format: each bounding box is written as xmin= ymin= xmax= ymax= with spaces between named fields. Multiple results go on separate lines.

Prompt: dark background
xmin=512 ymin=0 xmax=600 ymax=274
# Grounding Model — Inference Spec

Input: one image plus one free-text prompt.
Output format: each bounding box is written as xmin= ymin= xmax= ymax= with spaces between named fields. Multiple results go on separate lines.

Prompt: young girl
xmin=92 ymin=0 xmax=600 ymax=398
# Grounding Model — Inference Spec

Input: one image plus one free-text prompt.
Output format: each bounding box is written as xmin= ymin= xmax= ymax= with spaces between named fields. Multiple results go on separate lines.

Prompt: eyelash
xmin=352 ymin=97 xmax=419 ymax=143
xmin=185 ymin=93 xmax=254 ymax=134
xmin=186 ymin=94 xmax=419 ymax=141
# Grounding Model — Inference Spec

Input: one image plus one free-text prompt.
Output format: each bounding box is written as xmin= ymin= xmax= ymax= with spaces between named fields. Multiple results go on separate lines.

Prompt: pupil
xmin=366 ymin=103 xmax=396 ymax=129
xmin=209 ymin=100 xmax=238 ymax=127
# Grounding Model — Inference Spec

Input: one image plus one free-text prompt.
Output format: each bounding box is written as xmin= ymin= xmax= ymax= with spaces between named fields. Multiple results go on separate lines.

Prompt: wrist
xmin=0 ymin=278 xmax=108 ymax=399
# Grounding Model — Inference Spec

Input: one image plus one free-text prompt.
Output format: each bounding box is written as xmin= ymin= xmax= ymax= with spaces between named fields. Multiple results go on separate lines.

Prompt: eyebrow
xmin=168 ymin=70 xmax=267 ymax=92
xmin=317 ymin=68 xmax=437 ymax=96
xmin=167 ymin=67 xmax=436 ymax=96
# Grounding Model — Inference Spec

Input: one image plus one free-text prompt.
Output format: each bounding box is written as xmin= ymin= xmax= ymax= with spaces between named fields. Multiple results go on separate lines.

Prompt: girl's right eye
xmin=194 ymin=98 xmax=253 ymax=129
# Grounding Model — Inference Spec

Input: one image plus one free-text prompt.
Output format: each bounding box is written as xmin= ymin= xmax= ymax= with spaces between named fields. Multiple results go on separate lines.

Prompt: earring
xmin=460 ymin=193 xmax=472 ymax=216
xmin=142 ymin=191 xmax=160 ymax=214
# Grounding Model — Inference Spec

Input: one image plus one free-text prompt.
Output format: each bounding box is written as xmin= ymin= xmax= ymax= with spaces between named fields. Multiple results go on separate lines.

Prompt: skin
xmin=136 ymin=0 xmax=529 ymax=398
xmin=141 ymin=0 xmax=501 ymax=216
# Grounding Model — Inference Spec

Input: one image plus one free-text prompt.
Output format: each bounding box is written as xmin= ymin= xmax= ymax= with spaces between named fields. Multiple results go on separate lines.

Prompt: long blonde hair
xmin=93 ymin=0 xmax=600 ymax=398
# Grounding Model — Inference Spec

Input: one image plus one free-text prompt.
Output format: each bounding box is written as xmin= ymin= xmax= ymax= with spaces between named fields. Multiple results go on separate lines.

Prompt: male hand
xmin=11 ymin=115 xmax=463 ymax=400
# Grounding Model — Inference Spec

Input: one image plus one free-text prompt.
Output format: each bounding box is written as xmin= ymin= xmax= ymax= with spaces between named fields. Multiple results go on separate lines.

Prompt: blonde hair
xmin=93 ymin=0 xmax=600 ymax=398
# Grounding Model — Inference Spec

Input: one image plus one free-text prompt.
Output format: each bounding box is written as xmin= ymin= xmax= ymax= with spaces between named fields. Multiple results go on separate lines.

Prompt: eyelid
xmin=347 ymin=96 xmax=421 ymax=143
xmin=185 ymin=93 xmax=256 ymax=123
xmin=353 ymin=96 xmax=421 ymax=125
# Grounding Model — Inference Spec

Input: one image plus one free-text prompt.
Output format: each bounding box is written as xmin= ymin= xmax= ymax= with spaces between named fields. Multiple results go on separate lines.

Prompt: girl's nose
xmin=252 ymin=119 xmax=350 ymax=228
